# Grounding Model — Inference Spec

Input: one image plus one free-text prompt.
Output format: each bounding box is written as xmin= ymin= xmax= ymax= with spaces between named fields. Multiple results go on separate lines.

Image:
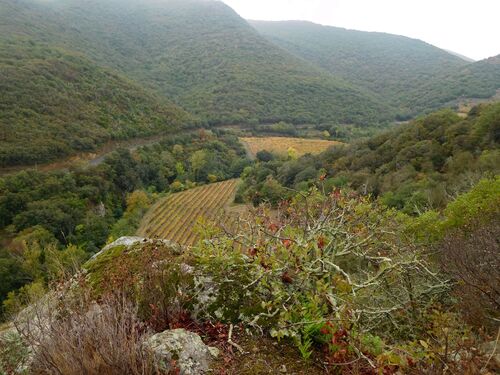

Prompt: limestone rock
xmin=91 ymin=236 xmax=180 ymax=260
xmin=145 ymin=328 xmax=219 ymax=374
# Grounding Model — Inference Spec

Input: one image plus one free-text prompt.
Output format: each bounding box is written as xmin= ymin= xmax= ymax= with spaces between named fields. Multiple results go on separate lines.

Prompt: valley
xmin=0 ymin=134 xmax=170 ymax=176
xmin=0 ymin=0 xmax=498 ymax=374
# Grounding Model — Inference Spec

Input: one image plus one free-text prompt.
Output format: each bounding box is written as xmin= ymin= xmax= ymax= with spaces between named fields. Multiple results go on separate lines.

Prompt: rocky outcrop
xmin=144 ymin=329 xmax=219 ymax=374
xmin=91 ymin=236 xmax=180 ymax=260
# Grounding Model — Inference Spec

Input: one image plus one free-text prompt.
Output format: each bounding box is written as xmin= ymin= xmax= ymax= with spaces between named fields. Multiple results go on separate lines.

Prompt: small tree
xmin=287 ymin=147 xmax=298 ymax=160
xmin=195 ymin=188 xmax=449 ymax=365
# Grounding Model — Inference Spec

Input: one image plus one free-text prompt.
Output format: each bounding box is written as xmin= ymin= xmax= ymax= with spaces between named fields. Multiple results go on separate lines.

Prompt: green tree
xmin=190 ymin=150 xmax=208 ymax=181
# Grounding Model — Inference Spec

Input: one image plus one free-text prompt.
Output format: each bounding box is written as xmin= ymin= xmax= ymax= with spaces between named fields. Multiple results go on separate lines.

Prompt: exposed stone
xmin=192 ymin=275 xmax=219 ymax=318
xmin=145 ymin=329 xmax=219 ymax=374
xmin=180 ymin=263 xmax=195 ymax=275
xmin=91 ymin=236 xmax=180 ymax=260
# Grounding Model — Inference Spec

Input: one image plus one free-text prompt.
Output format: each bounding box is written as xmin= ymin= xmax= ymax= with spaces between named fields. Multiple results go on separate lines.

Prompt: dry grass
xmin=15 ymin=289 xmax=162 ymax=375
xmin=240 ymin=137 xmax=342 ymax=157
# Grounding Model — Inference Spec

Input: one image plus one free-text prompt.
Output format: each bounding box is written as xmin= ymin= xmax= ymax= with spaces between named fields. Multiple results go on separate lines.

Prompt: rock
xmin=91 ymin=236 xmax=180 ymax=260
xmin=192 ymin=275 xmax=219 ymax=319
xmin=145 ymin=328 xmax=219 ymax=374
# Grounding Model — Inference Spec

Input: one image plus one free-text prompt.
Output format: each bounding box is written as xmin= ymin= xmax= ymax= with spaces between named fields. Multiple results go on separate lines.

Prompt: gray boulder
xmin=91 ymin=236 xmax=180 ymax=260
xmin=145 ymin=329 xmax=219 ymax=374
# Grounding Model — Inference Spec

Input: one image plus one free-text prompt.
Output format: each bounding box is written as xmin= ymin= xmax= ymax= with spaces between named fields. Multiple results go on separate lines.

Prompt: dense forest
xmin=251 ymin=20 xmax=500 ymax=118
xmin=0 ymin=0 xmax=391 ymax=127
xmin=0 ymin=39 xmax=190 ymax=166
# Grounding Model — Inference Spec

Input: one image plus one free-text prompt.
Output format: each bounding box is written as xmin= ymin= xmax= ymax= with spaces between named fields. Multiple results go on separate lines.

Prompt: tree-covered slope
xmin=416 ymin=55 xmax=500 ymax=109
xmin=251 ymin=21 xmax=500 ymax=118
xmin=0 ymin=0 xmax=393 ymax=126
xmin=238 ymin=102 xmax=500 ymax=213
xmin=0 ymin=39 xmax=190 ymax=166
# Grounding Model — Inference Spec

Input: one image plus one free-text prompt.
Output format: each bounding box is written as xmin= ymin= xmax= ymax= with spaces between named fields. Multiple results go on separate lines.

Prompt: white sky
xmin=222 ymin=0 xmax=500 ymax=61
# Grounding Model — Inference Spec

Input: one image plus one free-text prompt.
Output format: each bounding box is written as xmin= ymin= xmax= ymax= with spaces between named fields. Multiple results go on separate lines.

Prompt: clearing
xmin=240 ymin=137 xmax=342 ymax=158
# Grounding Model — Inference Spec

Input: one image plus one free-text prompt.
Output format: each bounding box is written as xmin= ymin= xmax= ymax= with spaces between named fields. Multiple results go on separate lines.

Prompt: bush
xmin=439 ymin=218 xmax=500 ymax=330
xmin=194 ymin=188 xmax=450 ymax=367
xmin=0 ymin=329 xmax=30 ymax=375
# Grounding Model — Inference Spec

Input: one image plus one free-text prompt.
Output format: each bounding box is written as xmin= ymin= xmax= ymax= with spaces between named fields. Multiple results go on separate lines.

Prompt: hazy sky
xmin=222 ymin=0 xmax=500 ymax=61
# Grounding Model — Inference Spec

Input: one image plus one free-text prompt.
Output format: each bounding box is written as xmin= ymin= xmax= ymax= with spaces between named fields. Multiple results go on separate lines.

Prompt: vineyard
xmin=137 ymin=179 xmax=241 ymax=246
xmin=240 ymin=137 xmax=342 ymax=157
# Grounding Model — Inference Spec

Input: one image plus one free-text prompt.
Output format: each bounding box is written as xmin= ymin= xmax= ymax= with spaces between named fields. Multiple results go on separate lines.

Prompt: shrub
xmin=194 ymin=188 xmax=450 ymax=367
xmin=0 ymin=329 xmax=30 ymax=375
xmin=439 ymin=218 xmax=500 ymax=330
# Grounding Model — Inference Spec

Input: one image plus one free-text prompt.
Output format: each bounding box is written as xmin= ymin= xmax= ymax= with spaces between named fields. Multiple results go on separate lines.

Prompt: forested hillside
xmin=251 ymin=21 xmax=500 ymax=118
xmin=238 ymin=103 xmax=500 ymax=213
xmin=1 ymin=0 xmax=498 ymax=154
xmin=0 ymin=39 xmax=190 ymax=166
xmin=0 ymin=0 xmax=392 ymax=126
xmin=416 ymin=55 xmax=500 ymax=110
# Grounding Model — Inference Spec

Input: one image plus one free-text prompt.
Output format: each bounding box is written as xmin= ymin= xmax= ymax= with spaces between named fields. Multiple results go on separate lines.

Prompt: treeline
xmin=0 ymin=131 xmax=248 ymax=316
xmin=237 ymin=103 xmax=500 ymax=213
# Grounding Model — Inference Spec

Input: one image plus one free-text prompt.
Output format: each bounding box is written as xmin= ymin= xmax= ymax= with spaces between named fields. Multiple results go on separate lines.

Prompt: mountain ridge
xmin=1 ymin=0 xmax=393 ymax=126
xmin=250 ymin=20 xmax=499 ymax=118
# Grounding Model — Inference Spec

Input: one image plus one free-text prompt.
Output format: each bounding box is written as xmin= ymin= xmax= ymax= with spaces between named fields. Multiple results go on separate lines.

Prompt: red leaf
xmin=268 ymin=223 xmax=279 ymax=232
xmin=281 ymin=272 xmax=293 ymax=284
xmin=317 ymin=236 xmax=326 ymax=249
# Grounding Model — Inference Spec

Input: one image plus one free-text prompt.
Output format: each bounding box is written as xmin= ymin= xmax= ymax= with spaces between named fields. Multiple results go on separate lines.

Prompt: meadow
xmin=240 ymin=137 xmax=342 ymax=157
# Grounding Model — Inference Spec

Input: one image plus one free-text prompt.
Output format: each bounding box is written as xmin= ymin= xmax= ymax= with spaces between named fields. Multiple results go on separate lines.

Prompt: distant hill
xmin=0 ymin=38 xmax=189 ymax=166
xmin=418 ymin=55 xmax=500 ymax=108
xmin=444 ymin=49 xmax=475 ymax=62
xmin=0 ymin=0 xmax=394 ymax=127
xmin=251 ymin=20 xmax=500 ymax=118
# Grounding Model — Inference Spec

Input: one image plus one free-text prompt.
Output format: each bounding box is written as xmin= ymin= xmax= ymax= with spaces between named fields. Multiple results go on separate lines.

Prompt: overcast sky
xmin=222 ymin=0 xmax=500 ymax=61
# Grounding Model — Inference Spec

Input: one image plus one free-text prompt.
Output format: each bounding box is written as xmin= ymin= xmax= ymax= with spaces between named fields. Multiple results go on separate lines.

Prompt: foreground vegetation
xmin=1 ymin=175 xmax=498 ymax=373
